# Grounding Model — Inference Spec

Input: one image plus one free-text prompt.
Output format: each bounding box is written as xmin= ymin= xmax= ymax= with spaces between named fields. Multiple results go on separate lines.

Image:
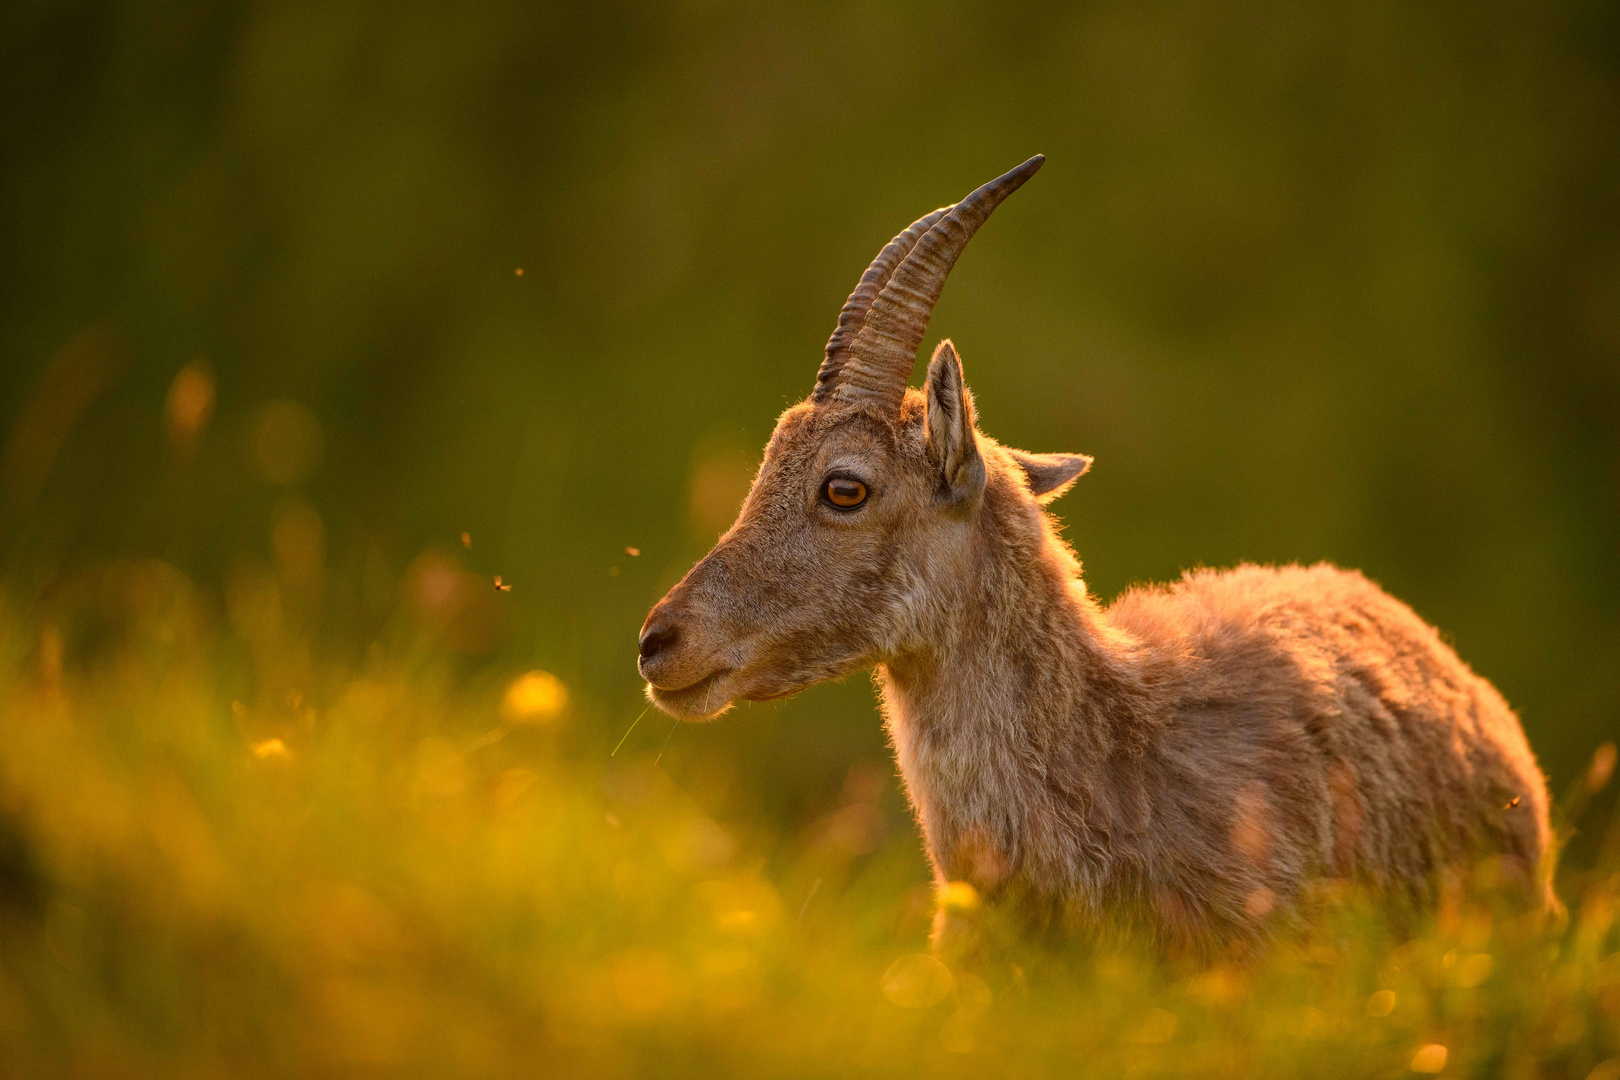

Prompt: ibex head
xmin=638 ymin=156 xmax=1090 ymax=719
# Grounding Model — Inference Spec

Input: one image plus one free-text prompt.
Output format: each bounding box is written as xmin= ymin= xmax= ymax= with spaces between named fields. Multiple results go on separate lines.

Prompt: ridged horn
xmin=828 ymin=155 xmax=1044 ymax=409
xmin=813 ymin=207 xmax=950 ymax=402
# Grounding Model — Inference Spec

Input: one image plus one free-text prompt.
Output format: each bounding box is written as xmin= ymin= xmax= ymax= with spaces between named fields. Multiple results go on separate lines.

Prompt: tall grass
xmin=0 ymin=557 xmax=1615 ymax=1078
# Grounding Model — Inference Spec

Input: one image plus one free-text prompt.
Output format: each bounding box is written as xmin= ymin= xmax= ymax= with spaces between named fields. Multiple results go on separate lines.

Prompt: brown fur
xmin=638 ymin=339 xmax=1556 ymax=955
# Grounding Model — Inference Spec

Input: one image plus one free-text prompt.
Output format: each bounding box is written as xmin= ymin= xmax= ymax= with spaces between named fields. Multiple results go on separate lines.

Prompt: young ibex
xmin=638 ymin=156 xmax=1555 ymax=954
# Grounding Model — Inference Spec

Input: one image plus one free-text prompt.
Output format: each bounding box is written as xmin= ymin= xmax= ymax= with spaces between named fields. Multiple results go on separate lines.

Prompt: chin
xmin=644 ymin=671 xmax=737 ymax=720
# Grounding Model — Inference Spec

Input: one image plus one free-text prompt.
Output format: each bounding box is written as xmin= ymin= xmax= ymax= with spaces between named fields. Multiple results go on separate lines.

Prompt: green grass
xmin=0 ymin=561 xmax=1615 ymax=1079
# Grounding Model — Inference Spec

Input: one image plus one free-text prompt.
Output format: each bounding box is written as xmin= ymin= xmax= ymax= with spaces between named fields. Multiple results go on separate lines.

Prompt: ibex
xmin=638 ymin=156 xmax=1556 ymax=955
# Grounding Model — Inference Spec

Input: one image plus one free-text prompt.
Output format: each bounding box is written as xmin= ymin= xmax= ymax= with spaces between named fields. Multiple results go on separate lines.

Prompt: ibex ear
xmin=1007 ymin=449 xmax=1092 ymax=504
xmin=925 ymin=340 xmax=985 ymax=506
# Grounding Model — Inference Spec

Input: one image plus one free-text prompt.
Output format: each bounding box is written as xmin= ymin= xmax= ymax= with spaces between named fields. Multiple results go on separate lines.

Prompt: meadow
xmin=0 ymin=552 xmax=1615 ymax=1078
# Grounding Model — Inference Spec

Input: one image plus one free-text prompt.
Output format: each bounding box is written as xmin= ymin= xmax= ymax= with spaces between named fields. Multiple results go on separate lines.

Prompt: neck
xmin=877 ymin=485 xmax=1155 ymax=900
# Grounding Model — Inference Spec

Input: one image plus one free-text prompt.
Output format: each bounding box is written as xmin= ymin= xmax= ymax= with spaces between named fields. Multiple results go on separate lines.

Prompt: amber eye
xmin=824 ymin=477 xmax=868 ymax=509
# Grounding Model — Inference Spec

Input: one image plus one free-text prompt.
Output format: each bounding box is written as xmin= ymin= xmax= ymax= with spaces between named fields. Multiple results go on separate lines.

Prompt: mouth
xmin=644 ymin=669 xmax=735 ymax=720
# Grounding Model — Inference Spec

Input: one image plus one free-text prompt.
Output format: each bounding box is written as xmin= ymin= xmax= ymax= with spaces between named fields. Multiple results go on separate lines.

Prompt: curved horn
xmin=813 ymin=207 xmax=950 ymax=402
xmin=830 ymin=155 xmax=1044 ymax=409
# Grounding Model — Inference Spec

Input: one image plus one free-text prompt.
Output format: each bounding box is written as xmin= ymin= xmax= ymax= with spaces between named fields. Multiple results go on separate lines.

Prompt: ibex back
xmin=638 ymin=156 xmax=1556 ymax=956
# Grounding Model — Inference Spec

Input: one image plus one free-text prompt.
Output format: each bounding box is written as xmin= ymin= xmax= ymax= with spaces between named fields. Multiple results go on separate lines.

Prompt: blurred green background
xmin=7 ymin=0 xmax=1616 ymax=804
xmin=3 ymin=1 xmax=1620 ymax=1074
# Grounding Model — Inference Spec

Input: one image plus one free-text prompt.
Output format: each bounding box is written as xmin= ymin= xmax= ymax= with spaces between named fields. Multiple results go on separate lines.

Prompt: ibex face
xmin=639 ymin=156 xmax=1088 ymax=719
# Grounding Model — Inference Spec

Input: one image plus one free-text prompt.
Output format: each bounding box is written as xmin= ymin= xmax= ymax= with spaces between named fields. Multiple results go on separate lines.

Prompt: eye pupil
xmin=825 ymin=479 xmax=867 ymax=508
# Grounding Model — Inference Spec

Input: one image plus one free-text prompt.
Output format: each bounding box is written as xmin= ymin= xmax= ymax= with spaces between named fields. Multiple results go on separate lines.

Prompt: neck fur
xmin=877 ymin=472 xmax=1159 ymax=907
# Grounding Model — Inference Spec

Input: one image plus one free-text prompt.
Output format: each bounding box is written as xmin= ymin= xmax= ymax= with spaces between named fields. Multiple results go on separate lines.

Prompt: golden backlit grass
xmin=0 ymin=560 xmax=1615 ymax=1079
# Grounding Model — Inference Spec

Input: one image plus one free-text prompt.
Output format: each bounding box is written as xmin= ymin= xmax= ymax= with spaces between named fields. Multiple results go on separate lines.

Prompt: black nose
xmin=638 ymin=619 xmax=679 ymax=663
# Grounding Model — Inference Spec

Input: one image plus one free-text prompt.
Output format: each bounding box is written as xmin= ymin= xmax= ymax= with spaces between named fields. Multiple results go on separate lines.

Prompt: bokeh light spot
xmin=1411 ymin=1043 xmax=1448 ymax=1072
xmin=1589 ymin=742 xmax=1617 ymax=792
xmin=166 ymin=359 xmax=215 ymax=457
xmin=252 ymin=737 xmax=289 ymax=760
xmin=501 ymin=670 xmax=567 ymax=723
xmin=937 ymin=880 xmax=980 ymax=913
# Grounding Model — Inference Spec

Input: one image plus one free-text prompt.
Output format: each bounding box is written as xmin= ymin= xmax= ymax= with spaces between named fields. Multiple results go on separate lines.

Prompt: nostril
xmin=638 ymin=621 xmax=679 ymax=663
